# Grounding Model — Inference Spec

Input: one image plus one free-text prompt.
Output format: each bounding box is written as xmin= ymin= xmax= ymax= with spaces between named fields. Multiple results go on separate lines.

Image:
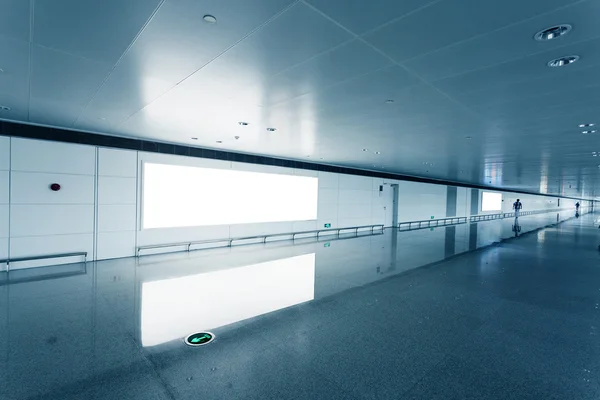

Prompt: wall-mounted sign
xmin=324 ymin=243 xmax=331 ymax=248
xmin=324 ymin=223 xmax=331 ymax=228
xmin=185 ymin=332 xmax=214 ymax=346
xmin=431 ymin=216 xmax=434 ymax=219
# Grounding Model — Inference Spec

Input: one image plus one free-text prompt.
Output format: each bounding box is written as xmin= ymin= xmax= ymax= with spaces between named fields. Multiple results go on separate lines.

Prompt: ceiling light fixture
xmin=362 ymin=148 xmax=368 ymax=152
xmin=534 ymin=24 xmax=572 ymax=41
xmin=203 ymin=15 xmax=217 ymax=23
xmin=580 ymin=123 xmax=595 ymax=128
xmin=238 ymin=122 xmax=248 ymax=126
xmin=266 ymin=127 xmax=276 ymax=132
xmin=547 ymin=55 xmax=579 ymax=67
xmin=191 ymin=137 xmax=198 ymax=140
xmin=465 ymin=136 xmax=472 ymax=139
xmin=375 ymin=151 xmax=381 ymax=155
xmin=216 ymin=141 xmax=222 ymax=143
xmin=583 ymin=130 xmax=597 ymax=134
xmin=385 ymin=100 xmax=394 ymax=104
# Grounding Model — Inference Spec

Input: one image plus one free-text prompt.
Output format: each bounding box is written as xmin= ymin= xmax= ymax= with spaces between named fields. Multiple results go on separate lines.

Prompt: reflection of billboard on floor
xmin=141 ymin=254 xmax=315 ymax=347
xmin=142 ymin=162 xmax=318 ymax=229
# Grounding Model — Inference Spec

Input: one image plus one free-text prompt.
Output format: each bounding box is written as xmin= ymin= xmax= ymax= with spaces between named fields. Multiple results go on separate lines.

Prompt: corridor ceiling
xmin=1 ymin=0 xmax=600 ymax=197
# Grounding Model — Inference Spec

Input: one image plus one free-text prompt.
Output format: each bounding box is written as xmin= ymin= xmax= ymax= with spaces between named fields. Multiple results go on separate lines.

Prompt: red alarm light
xmin=50 ymin=183 xmax=61 ymax=191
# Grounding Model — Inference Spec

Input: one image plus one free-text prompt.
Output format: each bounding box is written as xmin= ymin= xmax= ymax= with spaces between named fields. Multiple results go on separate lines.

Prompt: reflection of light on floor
xmin=537 ymin=230 xmax=546 ymax=243
xmin=140 ymin=254 xmax=315 ymax=347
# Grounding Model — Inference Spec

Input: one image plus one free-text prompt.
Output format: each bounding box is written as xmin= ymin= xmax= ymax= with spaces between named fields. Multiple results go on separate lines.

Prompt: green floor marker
xmin=185 ymin=332 xmax=215 ymax=346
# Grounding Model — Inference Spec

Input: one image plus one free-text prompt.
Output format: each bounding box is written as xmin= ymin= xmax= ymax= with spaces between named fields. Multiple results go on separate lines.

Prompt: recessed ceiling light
xmin=465 ymin=136 xmax=472 ymax=139
xmin=583 ymin=130 xmax=597 ymax=134
xmin=203 ymin=14 xmax=217 ymax=23
xmin=238 ymin=122 xmax=248 ymax=126
xmin=385 ymin=100 xmax=394 ymax=104
xmin=580 ymin=123 xmax=595 ymax=128
xmin=0 ymin=106 xmax=10 ymax=111
xmin=375 ymin=151 xmax=381 ymax=155
xmin=191 ymin=137 xmax=198 ymax=140
xmin=547 ymin=55 xmax=579 ymax=67
xmin=216 ymin=141 xmax=222 ymax=143
xmin=534 ymin=25 xmax=572 ymax=41
xmin=362 ymin=148 xmax=368 ymax=152
xmin=266 ymin=127 xmax=276 ymax=132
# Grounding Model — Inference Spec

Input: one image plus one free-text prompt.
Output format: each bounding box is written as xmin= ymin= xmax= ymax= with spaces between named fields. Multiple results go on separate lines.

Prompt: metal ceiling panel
xmin=0 ymin=0 xmax=30 ymax=41
xmin=363 ymin=0 xmax=580 ymax=62
xmin=157 ymin=2 xmax=353 ymax=106
xmin=33 ymin=0 xmax=163 ymax=64
xmin=433 ymin=36 xmax=600 ymax=96
xmin=251 ymin=39 xmax=393 ymax=106
xmin=29 ymin=45 xmax=112 ymax=126
xmin=305 ymin=0 xmax=437 ymax=35
xmin=403 ymin=0 xmax=600 ymax=81
xmin=447 ymin=63 xmax=600 ymax=109
xmin=0 ymin=36 xmax=30 ymax=99
xmin=76 ymin=0 xmax=297 ymax=128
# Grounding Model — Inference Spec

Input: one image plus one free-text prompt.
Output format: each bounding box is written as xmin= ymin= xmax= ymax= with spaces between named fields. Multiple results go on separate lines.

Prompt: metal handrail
xmin=136 ymin=224 xmax=385 ymax=257
xmin=397 ymin=217 xmax=467 ymax=230
xmin=469 ymin=207 xmax=577 ymax=223
xmin=0 ymin=252 xmax=88 ymax=272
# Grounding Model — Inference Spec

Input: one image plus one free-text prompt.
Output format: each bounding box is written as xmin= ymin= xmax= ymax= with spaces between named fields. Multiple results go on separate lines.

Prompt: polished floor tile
xmin=0 ymin=212 xmax=598 ymax=399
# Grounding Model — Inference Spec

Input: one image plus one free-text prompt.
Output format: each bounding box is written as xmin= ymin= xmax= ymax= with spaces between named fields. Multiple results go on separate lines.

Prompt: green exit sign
xmin=324 ymin=242 xmax=331 ymax=248
xmin=324 ymin=223 xmax=331 ymax=228
xmin=431 ymin=216 xmax=435 ymax=219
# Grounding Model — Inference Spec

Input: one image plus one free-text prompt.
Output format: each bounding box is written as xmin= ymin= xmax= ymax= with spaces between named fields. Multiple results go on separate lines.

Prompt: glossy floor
xmin=1 ymin=212 xmax=599 ymax=399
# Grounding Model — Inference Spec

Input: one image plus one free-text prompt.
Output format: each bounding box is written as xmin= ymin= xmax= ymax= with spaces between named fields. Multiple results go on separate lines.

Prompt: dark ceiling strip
xmin=0 ymin=120 xmax=586 ymax=201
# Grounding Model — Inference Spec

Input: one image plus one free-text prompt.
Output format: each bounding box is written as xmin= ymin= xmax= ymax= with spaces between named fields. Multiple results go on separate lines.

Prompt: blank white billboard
xmin=481 ymin=192 xmax=502 ymax=211
xmin=142 ymin=163 xmax=318 ymax=229
xmin=140 ymin=254 xmax=315 ymax=346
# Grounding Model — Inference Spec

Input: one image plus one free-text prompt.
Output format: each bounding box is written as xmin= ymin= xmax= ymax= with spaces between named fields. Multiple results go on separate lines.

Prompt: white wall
xmin=96 ymin=148 xmax=138 ymax=260
xmin=0 ymin=135 xmax=588 ymax=267
xmin=397 ymin=181 xmax=447 ymax=222
xmin=0 ymin=136 xmax=9 ymax=269
xmin=7 ymin=138 xmax=95 ymax=269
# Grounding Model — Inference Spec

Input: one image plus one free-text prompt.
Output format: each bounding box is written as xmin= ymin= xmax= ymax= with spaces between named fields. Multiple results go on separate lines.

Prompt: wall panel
xmin=97 ymin=231 xmax=136 ymax=260
xmin=0 ymin=136 xmax=9 ymax=171
xmin=0 ymin=171 xmax=8 ymax=204
xmin=98 ymin=148 xmax=137 ymax=177
xmin=11 ymin=138 xmax=95 ymax=174
xmin=98 ymin=205 xmax=137 ymax=232
xmin=10 ymin=172 xmax=94 ymax=204
xmin=0 ymin=205 xmax=8 ymax=239
xmin=98 ymin=177 xmax=136 ymax=205
xmin=10 ymin=205 xmax=94 ymax=237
